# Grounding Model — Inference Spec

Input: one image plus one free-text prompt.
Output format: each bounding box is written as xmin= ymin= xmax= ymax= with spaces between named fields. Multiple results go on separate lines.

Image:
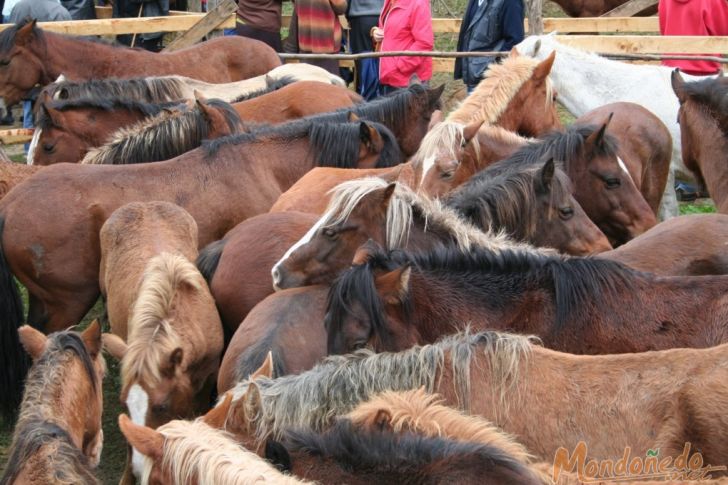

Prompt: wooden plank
xmin=164 ymin=0 xmax=237 ymax=52
xmin=554 ymin=35 xmax=728 ymax=53
xmin=0 ymin=128 xmax=33 ymax=145
xmin=94 ymin=6 xmax=113 ymax=19
xmin=0 ymin=14 xmax=235 ymax=36
xmin=602 ymin=0 xmax=658 ymax=17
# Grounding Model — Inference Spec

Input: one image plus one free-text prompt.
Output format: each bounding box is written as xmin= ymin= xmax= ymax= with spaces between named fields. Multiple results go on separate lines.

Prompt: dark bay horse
xmin=0 ymin=18 xmax=281 ymax=107
xmin=324 ymin=244 xmax=728 ymax=356
xmin=549 ymin=0 xmax=655 ymax=16
xmin=0 ymin=117 xmax=400 ymax=414
xmin=446 ymin=159 xmax=612 ymax=254
xmin=671 ymin=71 xmax=728 ymax=213
xmin=575 ymin=102 xmax=671 ymax=216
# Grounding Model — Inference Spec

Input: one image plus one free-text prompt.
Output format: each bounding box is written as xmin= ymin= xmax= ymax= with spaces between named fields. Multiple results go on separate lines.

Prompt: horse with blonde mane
xmin=225 ymin=331 xmax=728 ymax=476
xmin=1 ymin=321 xmax=104 ymax=485
xmin=98 ymin=201 xmax=223 ymax=484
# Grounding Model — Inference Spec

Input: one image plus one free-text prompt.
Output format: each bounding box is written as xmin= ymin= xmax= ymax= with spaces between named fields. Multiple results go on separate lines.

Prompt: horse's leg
xmin=657 ymin=168 xmax=679 ymax=221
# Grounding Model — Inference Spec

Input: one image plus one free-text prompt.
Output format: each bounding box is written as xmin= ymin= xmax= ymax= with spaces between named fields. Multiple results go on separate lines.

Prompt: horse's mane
xmin=1 ymin=417 xmax=99 ymax=485
xmin=327 ymin=245 xmax=635 ymax=341
xmin=282 ymin=419 xmax=537 ymax=482
xmin=2 ymin=330 xmax=101 ymax=484
xmin=230 ymin=75 xmax=297 ymax=103
xmin=678 ymin=75 xmax=728 ymax=133
xmin=46 ymin=76 xmax=189 ymax=104
xmin=37 ymin=97 xmax=183 ymax=129
xmin=320 ymin=177 xmax=534 ymax=253
xmin=203 ymin=119 xmax=403 ymax=169
xmin=229 ymin=331 xmax=535 ymax=440
xmin=122 ymin=252 xmax=203 ymax=389
xmin=410 ymin=121 xmax=481 ymax=180
xmin=81 ymin=99 xmax=243 ymax=165
xmin=235 ymin=325 xmax=287 ymax=384
xmin=448 ymin=54 xmax=552 ymax=124
xmin=145 ymin=419 xmax=308 ymax=485
xmin=0 ymin=17 xmax=45 ymax=54
xmin=346 ymin=388 xmax=533 ymax=462
xmin=445 ymin=162 xmax=573 ymax=241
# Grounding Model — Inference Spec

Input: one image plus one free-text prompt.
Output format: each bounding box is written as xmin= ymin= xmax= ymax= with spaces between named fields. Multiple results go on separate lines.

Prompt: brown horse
xmin=0 ymin=18 xmax=281 ymax=107
xmin=224 ymin=330 xmax=728 ymax=474
xmin=325 ymin=243 xmax=728 ymax=356
xmin=447 ymin=159 xmax=611 ymax=254
xmin=549 ymin=0 xmax=656 ymax=16
xmin=575 ymin=102 xmax=671 ymax=216
xmin=672 ymin=71 xmax=728 ymax=213
xmin=30 ymin=96 xmax=185 ymax=165
xmin=0 ymin=161 xmax=42 ymax=200
xmin=1 ymin=321 xmax=104 ymax=484
xmin=80 ymin=97 xmax=245 ymax=165
xmin=0 ymin=117 xmax=399 ymax=414
xmin=600 ymin=214 xmax=728 ymax=276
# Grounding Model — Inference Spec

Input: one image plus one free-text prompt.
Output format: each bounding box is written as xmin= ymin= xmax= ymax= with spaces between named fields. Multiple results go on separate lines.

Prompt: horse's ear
xmin=509 ymin=46 xmax=520 ymax=57
xmin=102 ymin=333 xmax=128 ymax=361
xmin=585 ymin=113 xmax=613 ymax=148
xmin=195 ymin=95 xmax=214 ymax=121
xmin=14 ymin=18 xmax=38 ymax=46
xmin=533 ymin=51 xmax=556 ymax=82
xmin=375 ymin=265 xmax=412 ymax=305
xmin=347 ymin=112 xmax=360 ymax=122
xmin=539 ymin=158 xmax=556 ymax=191
xmin=427 ymin=84 xmax=446 ymax=108
xmin=242 ymin=381 xmax=263 ymax=424
xmin=352 ymin=238 xmax=381 ymax=266
xmin=373 ymin=408 xmax=393 ymax=430
xmin=533 ymin=39 xmax=542 ymax=56
xmin=250 ymin=351 xmax=274 ymax=380
xmin=40 ymin=102 xmax=64 ymax=127
xmin=463 ymin=120 xmax=484 ymax=144
xmin=18 ymin=325 xmax=48 ymax=361
xmin=265 ymin=440 xmax=293 ymax=472
xmin=409 ymin=74 xmax=422 ymax=85
xmin=81 ymin=319 xmax=102 ymax=359
xmin=203 ymin=393 xmax=232 ymax=429
xmin=118 ymin=414 xmax=164 ymax=461
xmin=671 ymin=69 xmax=687 ymax=103
xmin=359 ymin=121 xmax=382 ymax=150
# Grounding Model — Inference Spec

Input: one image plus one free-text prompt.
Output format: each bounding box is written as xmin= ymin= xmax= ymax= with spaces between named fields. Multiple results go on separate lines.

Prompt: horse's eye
xmin=559 ymin=207 xmax=574 ymax=220
xmin=0 ymin=59 xmax=9 ymax=67
xmin=460 ymin=139 xmax=468 ymax=148
xmin=440 ymin=170 xmax=454 ymax=180
xmin=42 ymin=143 xmax=55 ymax=153
xmin=322 ymin=228 xmax=337 ymax=239
xmin=605 ymin=178 xmax=621 ymax=189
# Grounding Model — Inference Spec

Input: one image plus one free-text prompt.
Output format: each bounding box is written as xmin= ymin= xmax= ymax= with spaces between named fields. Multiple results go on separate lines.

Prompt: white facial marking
xmin=127 ymin=383 xmax=149 ymax=479
xmin=271 ymin=208 xmax=335 ymax=290
xmin=26 ymin=128 xmax=41 ymax=165
xmin=617 ymin=156 xmax=634 ymax=183
xmin=420 ymin=155 xmax=437 ymax=185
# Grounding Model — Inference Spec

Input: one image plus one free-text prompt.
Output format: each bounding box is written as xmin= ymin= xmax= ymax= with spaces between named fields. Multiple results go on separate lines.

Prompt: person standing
xmin=659 ymin=0 xmax=728 ymax=76
xmin=296 ymin=0 xmax=347 ymax=75
xmin=60 ymin=0 xmax=96 ymax=20
xmin=347 ymin=0 xmax=384 ymax=98
xmin=114 ymin=0 xmax=170 ymax=52
xmin=371 ymin=0 xmax=433 ymax=94
xmin=454 ymin=0 xmax=524 ymax=94
xmin=235 ymin=0 xmax=285 ymax=51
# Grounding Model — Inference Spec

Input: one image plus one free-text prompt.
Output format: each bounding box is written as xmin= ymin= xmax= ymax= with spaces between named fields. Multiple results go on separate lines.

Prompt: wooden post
xmin=602 ymin=0 xmax=658 ymax=17
xmin=525 ymin=0 xmax=543 ymax=35
xmin=188 ymin=0 xmax=202 ymax=12
xmin=163 ymin=0 xmax=237 ymax=52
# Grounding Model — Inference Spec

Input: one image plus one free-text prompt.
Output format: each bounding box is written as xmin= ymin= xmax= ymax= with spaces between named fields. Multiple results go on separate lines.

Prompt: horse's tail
xmin=0 ymin=216 xmax=29 ymax=420
xmin=196 ymin=238 xmax=227 ymax=285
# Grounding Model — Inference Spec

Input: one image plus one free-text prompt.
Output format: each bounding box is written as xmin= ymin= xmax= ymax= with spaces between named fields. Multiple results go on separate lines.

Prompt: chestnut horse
xmin=0 ymin=162 xmax=42 ymax=200
xmin=600 ymin=214 xmax=728 ymax=276
xmin=1 ymin=321 xmax=104 ymax=484
xmin=446 ymin=159 xmax=611 ymax=254
xmin=0 ymin=19 xmax=281 ymax=107
xmin=575 ymin=102 xmax=671 ymax=216
xmin=33 ymin=96 xmax=243 ymax=165
xmin=0 ymin=117 xmax=398 ymax=414
xmin=80 ymin=98 xmax=245 ymax=165
xmin=225 ymin=330 xmax=728 ymax=472
xmin=672 ymin=71 xmax=728 ymax=213
xmin=325 ymin=244 xmax=728 ymax=356
xmin=98 ymin=202 xmax=223 ymax=483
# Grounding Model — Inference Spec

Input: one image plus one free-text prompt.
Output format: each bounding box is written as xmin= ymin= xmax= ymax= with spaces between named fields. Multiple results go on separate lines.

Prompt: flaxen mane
xmin=1 ymin=330 xmax=101 ymax=485
xmin=321 ymin=177 xmax=534 ymax=252
xmin=122 ymin=253 xmax=203 ymax=389
xmin=46 ymin=76 xmax=189 ymax=104
xmin=82 ymin=99 xmax=243 ymax=165
xmin=143 ymin=419 xmax=308 ymax=485
xmin=410 ymin=122 xmax=481 ymax=181
xmin=447 ymin=55 xmax=553 ymax=124
xmin=229 ymin=331 xmax=535 ymax=441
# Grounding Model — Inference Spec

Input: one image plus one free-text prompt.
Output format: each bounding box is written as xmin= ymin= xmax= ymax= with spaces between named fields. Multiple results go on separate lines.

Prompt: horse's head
xmin=569 ymin=117 xmax=656 ymax=245
xmin=417 ymin=120 xmax=483 ymax=197
xmin=272 ymin=180 xmax=396 ymax=290
xmin=325 ymin=242 xmax=419 ymax=355
xmin=399 ymin=83 xmax=445 ymax=156
xmin=194 ymin=93 xmax=245 ymax=139
xmin=0 ymin=19 xmax=48 ymax=108
xmin=18 ymin=320 xmax=106 ymax=466
xmin=33 ymin=98 xmax=91 ymax=165
xmin=531 ymin=159 xmax=612 ymax=255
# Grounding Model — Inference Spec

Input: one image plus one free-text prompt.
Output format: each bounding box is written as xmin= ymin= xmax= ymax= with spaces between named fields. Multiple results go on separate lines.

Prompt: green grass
xmin=680 ymin=200 xmax=717 ymax=215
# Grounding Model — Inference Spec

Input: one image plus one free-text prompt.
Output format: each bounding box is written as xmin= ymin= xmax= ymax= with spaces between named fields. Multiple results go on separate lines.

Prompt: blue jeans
xmin=23 ymin=100 xmax=32 ymax=153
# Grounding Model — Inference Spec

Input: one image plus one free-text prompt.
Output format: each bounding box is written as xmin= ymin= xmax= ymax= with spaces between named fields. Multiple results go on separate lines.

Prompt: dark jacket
xmin=454 ymin=0 xmax=524 ymax=86
xmin=60 ymin=0 xmax=96 ymax=20
xmin=9 ymin=0 xmax=71 ymax=22
xmin=113 ymin=0 xmax=170 ymax=41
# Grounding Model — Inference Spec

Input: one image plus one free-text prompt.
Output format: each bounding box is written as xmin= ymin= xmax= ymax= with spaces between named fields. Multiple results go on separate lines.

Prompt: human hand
xmin=371 ymin=27 xmax=384 ymax=43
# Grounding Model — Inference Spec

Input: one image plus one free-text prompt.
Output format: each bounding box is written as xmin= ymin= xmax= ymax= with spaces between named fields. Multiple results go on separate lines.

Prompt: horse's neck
xmin=696 ymin=125 xmax=728 ymax=211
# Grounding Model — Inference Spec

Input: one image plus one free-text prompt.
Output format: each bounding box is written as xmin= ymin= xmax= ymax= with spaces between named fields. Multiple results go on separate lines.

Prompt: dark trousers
xmin=236 ymin=22 xmax=282 ymax=52
xmin=347 ymin=15 xmax=379 ymax=92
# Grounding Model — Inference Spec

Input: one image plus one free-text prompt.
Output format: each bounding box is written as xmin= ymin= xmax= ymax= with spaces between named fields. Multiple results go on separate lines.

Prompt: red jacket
xmin=378 ymin=0 xmax=434 ymax=87
xmin=659 ymin=0 xmax=728 ymax=75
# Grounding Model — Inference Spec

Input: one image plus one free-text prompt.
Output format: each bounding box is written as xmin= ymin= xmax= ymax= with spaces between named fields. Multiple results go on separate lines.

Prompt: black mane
xmin=38 ymin=97 xmax=183 ymax=129
xmin=326 ymin=245 xmax=637 ymax=342
xmin=45 ymin=331 xmax=98 ymax=393
xmin=45 ymin=77 xmax=189 ymax=104
xmin=0 ymin=17 xmax=44 ymax=54
xmin=679 ymin=74 xmax=728 ymax=132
